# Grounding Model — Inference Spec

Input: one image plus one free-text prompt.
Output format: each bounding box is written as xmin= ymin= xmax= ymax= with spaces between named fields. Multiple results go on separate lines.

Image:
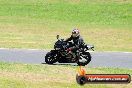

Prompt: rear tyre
xmin=45 ymin=52 xmax=58 ymax=64
xmin=77 ymin=52 xmax=91 ymax=66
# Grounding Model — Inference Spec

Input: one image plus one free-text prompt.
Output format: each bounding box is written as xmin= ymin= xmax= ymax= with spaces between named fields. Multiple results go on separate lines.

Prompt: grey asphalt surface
xmin=0 ymin=48 xmax=132 ymax=69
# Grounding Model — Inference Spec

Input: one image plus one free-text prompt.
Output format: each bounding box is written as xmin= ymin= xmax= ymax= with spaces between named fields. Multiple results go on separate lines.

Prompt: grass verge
xmin=0 ymin=0 xmax=131 ymax=51
xmin=0 ymin=62 xmax=131 ymax=88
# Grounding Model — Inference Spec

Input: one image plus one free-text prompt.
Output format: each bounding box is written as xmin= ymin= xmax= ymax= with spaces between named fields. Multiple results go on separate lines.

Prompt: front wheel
xmin=45 ymin=51 xmax=58 ymax=64
xmin=77 ymin=52 xmax=91 ymax=66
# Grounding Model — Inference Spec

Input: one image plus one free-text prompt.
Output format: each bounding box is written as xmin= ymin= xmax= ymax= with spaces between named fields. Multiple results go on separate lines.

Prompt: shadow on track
xmin=41 ymin=62 xmax=78 ymax=66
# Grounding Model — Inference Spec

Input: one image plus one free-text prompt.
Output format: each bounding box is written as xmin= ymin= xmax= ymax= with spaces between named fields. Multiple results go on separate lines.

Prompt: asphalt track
xmin=0 ymin=48 xmax=132 ymax=69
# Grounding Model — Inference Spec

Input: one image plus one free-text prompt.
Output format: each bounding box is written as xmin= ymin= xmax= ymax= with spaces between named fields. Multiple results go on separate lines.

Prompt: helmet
xmin=72 ymin=29 xmax=80 ymax=38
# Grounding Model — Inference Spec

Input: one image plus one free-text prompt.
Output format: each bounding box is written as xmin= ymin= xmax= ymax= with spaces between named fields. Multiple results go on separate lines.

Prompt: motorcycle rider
xmin=65 ymin=29 xmax=85 ymax=53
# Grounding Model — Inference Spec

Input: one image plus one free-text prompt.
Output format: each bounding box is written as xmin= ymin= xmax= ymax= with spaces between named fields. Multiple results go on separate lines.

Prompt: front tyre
xmin=45 ymin=51 xmax=58 ymax=64
xmin=77 ymin=52 xmax=91 ymax=66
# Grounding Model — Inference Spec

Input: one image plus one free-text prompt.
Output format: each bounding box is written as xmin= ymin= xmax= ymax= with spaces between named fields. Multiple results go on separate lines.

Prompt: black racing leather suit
xmin=65 ymin=35 xmax=85 ymax=52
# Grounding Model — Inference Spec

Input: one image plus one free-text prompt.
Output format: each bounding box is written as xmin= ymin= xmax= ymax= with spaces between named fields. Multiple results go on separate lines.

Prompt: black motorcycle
xmin=45 ymin=35 xmax=94 ymax=66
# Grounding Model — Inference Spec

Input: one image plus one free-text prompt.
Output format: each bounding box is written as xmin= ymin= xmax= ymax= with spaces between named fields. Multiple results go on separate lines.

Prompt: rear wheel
xmin=77 ymin=52 xmax=91 ymax=66
xmin=45 ymin=52 xmax=58 ymax=64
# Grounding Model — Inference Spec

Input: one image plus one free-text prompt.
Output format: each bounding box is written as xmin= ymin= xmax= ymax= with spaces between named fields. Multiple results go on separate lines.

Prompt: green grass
xmin=0 ymin=62 xmax=131 ymax=88
xmin=0 ymin=0 xmax=131 ymax=51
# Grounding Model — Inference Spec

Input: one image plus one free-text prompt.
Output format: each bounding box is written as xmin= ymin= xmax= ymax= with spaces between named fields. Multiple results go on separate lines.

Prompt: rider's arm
xmin=75 ymin=38 xmax=84 ymax=49
xmin=65 ymin=36 xmax=72 ymax=42
xmin=71 ymin=37 xmax=85 ymax=51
